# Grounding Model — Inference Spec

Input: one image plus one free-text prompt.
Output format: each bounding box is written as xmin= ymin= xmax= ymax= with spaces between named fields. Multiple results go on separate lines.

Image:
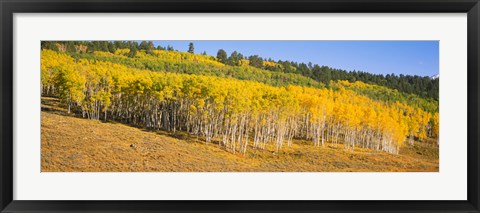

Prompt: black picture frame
xmin=1 ymin=0 xmax=479 ymax=212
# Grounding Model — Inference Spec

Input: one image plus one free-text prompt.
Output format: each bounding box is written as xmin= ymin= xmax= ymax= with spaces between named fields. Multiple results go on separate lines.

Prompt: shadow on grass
xmin=41 ymin=96 xmax=439 ymax=169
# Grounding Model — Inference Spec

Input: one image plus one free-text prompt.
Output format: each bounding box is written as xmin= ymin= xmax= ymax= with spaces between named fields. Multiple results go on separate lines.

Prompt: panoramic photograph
xmin=41 ymin=40 xmax=439 ymax=172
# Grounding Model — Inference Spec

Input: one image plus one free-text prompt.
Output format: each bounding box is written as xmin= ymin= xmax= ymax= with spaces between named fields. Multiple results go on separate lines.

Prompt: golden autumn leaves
xmin=41 ymin=49 xmax=438 ymax=155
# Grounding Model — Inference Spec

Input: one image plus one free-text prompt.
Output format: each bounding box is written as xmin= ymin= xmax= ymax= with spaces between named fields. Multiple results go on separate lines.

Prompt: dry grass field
xmin=41 ymin=97 xmax=439 ymax=172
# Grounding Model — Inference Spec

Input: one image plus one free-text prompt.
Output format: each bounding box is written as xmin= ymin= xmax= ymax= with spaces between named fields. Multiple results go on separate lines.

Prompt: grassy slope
xmin=42 ymin=97 xmax=439 ymax=172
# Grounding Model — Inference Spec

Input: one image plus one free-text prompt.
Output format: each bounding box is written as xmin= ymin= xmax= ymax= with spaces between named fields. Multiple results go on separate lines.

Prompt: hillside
xmin=40 ymin=41 xmax=439 ymax=172
xmin=334 ymin=80 xmax=439 ymax=113
xmin=67 ymin=50 xmax=323 ymax=88
xmin=45 ymin=40 xmax=439 ymax=100
xmin=42 ymin=97 xmax=439 ymax=172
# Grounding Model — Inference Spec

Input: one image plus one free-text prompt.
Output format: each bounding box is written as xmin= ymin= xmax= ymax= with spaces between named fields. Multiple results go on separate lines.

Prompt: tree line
xmin=67 ymin=47 xmax=324 ymax=89
xmin=42 ymin=41 xmax=439 ymax=100
xmin=41 ymin=49 xmax=438 ymax=155
xmin=48 ymin=43 xmax=438 ymax=115
xmin=333 ymin=80 xmax=438 ymax=114
xmin=213 ymin=48 xmax=438 ymax=100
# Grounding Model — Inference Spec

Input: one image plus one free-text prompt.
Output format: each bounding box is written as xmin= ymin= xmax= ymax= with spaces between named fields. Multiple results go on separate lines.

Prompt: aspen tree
xmin=42 ymin=50 xmax=437 ymax=155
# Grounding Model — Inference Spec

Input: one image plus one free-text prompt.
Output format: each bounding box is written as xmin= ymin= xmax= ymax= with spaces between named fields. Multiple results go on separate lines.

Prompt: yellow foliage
xmin=41 ymin=49 xmax=437 ymax=154
xmin=114 ymin=48 xmax=130 ymax=56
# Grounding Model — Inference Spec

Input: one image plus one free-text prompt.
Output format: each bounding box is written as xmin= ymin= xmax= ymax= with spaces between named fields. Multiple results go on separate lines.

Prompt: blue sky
xmin=152 ymin=41 xmax=439 ymax=77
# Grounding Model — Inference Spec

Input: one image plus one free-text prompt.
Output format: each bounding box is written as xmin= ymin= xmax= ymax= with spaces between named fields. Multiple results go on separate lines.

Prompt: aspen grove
xmin=41 ymin=49 xmax=438 ymax=155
